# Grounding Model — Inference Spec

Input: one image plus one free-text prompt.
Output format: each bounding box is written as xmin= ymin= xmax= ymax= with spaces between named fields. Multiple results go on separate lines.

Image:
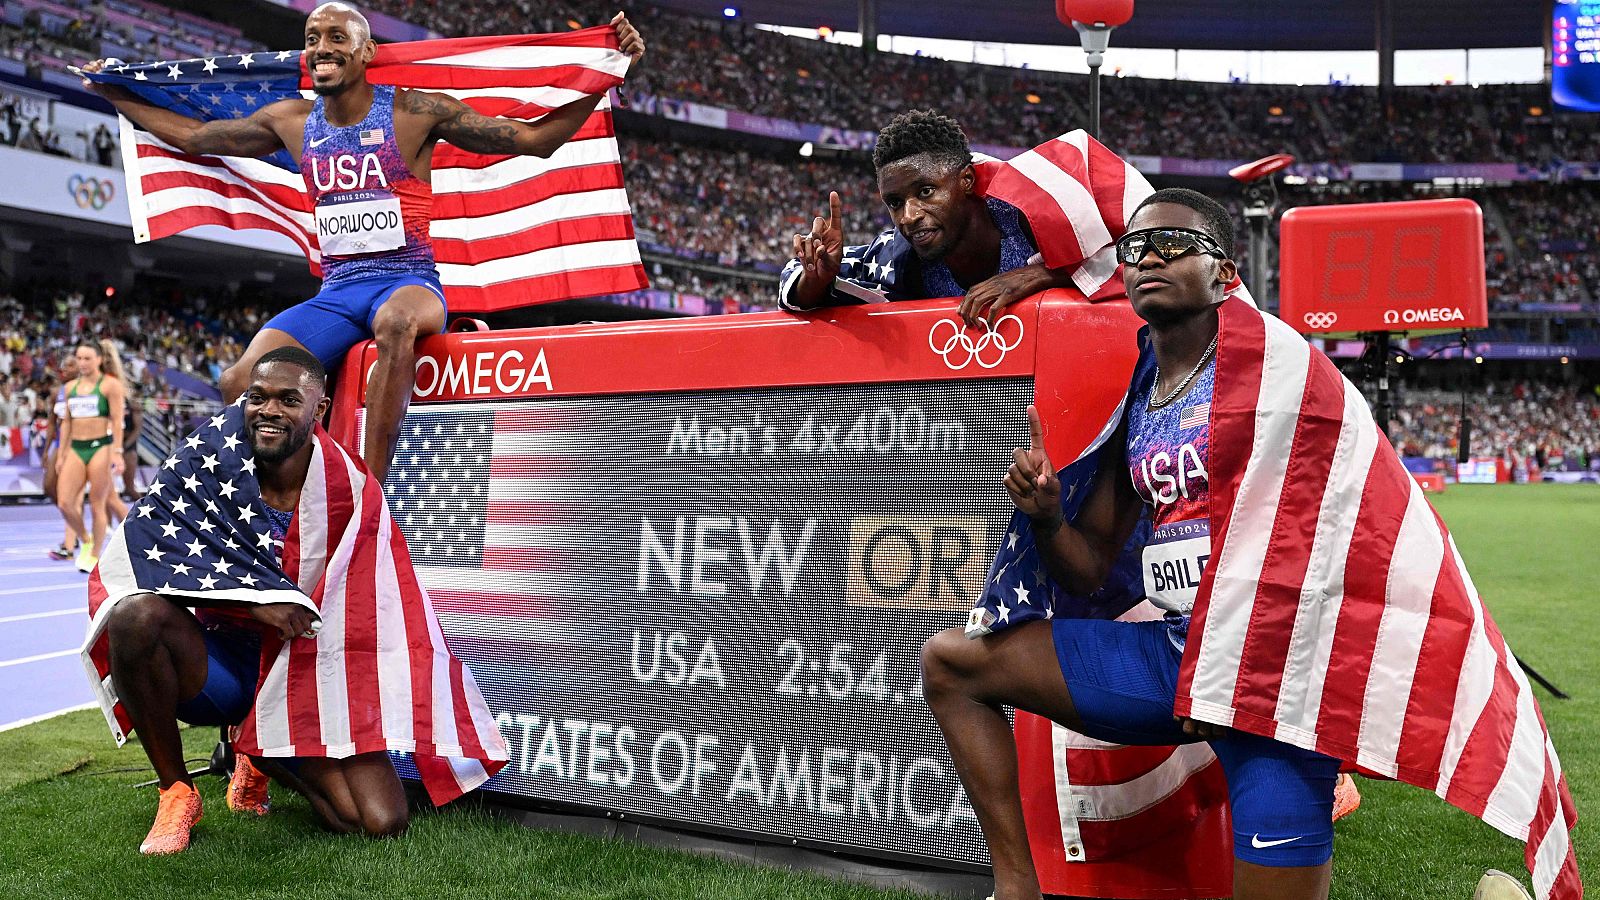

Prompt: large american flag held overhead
xmin=81 ymin=402 xmax=508 ymax=805
xmin=84 ymin=27 xmax=647 ymax=313
xmin=976 ymin=298 xmax=1581 ymax=899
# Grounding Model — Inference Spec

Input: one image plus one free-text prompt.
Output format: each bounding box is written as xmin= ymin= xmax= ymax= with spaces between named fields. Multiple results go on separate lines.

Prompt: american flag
xmin=975 ymin=130 xmax=1152 ymax=298
xmin=81 ymin=401 xmax=508 ymax=805
xmin=1178 ymin=402 xmax=1210 ymax=431
xmin=85 ymin=27 xmax=647 ymax=313
xmin=978 ymin=298 xmax=1581 ymax=898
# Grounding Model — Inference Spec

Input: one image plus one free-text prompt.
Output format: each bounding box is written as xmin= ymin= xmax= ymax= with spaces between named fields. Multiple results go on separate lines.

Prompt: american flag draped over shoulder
xmin=80 ymin=402 xmax=508 ymax=805
xmin=84 ymin=27 xmax=647 ymax=313
xmin=778 ymin=130 xmax=1149 ymax=309
xmin=976 ymin=298 xmax=1581 ymax=898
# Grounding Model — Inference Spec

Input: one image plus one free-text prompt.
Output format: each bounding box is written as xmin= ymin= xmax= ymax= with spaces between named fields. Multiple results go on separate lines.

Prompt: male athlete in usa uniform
xmin=922 ymin=189 xmax=1344 ymax=900
xmin=81 ymin=2 xmax=646 ymax=481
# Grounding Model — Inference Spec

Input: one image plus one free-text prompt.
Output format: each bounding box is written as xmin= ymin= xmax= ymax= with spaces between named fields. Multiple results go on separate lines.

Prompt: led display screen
xmin=381 ymin=376 xmax=1034 ymax=867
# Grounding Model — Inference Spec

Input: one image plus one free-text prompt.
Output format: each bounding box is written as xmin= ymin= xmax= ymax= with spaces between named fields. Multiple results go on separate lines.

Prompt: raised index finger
xmin=828 ymin=191 xmax=841 ymax=229
xmin=1026 ymin=404 xmax=1046 ymax=451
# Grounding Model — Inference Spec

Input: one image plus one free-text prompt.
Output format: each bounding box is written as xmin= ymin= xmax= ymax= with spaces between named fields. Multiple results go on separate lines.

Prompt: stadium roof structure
xmin=658 ymin=0 xmax=1547 ymax=51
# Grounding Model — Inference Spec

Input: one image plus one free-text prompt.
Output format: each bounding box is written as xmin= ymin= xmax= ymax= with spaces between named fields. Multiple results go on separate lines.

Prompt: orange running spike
xmin=1331 ymin=772 xmax=1363 ymax=823
xmin=225 ymin=755 xmax=271 ymax=817
xmin=139 ymin=781 xmax=202 ymax=855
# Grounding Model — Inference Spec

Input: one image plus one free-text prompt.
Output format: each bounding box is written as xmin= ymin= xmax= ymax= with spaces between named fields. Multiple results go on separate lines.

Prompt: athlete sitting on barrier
xmin=780 ymin=109 xmax=1081 ymax=326
xmin=80 ymin=3 xmax=646 ymax=482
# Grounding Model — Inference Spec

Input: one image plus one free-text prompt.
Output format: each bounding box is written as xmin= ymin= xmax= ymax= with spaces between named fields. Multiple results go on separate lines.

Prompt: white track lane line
xmin=0 ymin=609 xmax=82 ymax=624
xmin=0 ymin=582 xmax=85 ymax=596
xmin=0 ymin=649 xmax=79 ymax=669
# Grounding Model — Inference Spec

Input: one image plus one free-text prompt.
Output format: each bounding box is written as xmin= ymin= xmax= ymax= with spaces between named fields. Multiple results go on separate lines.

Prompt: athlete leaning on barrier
xmin=779 ymin=110 xmax=1080 ymax=326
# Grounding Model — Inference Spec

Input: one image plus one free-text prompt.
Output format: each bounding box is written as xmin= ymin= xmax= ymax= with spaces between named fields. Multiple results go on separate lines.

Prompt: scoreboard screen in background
xmin=1553 ymin=1 xmax=1600 ymax=113
xmin=378 ymin=377 xmax=1033 ymax=868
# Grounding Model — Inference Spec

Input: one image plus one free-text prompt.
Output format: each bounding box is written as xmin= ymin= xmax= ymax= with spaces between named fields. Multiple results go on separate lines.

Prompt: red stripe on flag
xmin=442 ymin=264 xmax=647 ymax=313
xmin=135 ymin=150 xmax=311 ymax=210
xmin=433 ymin=213 xmax=637 ymax=267
xmin=145 ymin=207 xmax=315 ymax=258
xmin=431 ymin=116 xmax=615 ymax=169
xmin=1442 ymin=615 xmax=1521 ymax=816
xmin=1175 ymin=298 xmax=1266 ymax=712
xmin=1308 ymin=430 xmax=1409 ymax=756
xmin=371 ymin=25 xmax=618 ymax=61
xmin=370 ymin=65 xmax=622 ymax=93
xmin=1062 ymin=745 xmax=1184 ymax=786
xmin=430 ymin=163 xmax=624 ymax=220
xmin=1392 ymin=522 xmax=1474 ymax=783
xmin=387 ymin=504 xmax=440 ymax=752
xmin=342 ymin=472 xmax=384 ymax=750
xmin=1230 ymin=353 xmax=1345 ymax=721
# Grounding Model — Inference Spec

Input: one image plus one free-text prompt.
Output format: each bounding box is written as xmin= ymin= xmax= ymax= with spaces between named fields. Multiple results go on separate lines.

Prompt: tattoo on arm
xmin=409 ymin=90 xmax=527 ymax=155
xmin=189 ymin=112 xmax=283 ymax=157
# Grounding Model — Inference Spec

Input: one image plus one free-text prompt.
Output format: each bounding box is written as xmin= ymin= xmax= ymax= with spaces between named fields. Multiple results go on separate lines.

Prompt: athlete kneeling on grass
xmin=100 ymin=348 xmax=406 ymax=854
xmin=920 ymin=188 xmax=1566 ymax=900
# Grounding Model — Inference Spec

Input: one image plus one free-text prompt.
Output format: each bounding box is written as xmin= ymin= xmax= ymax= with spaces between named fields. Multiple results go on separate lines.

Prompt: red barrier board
xmin=331 ymin=292 xmax=1231 ymax=898
xmin=1279 ymin=198 xmax=1487 ymax=336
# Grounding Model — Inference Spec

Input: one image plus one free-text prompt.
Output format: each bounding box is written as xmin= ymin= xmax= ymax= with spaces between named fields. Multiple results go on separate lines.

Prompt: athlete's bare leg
xmin=921 ymin=622 xmax=1332 ymax=900
xmin=104 ymin=594 xmax=209 ymax=789
xmin=55 ymin=452 xmax=89 ymax=549
xmin=252 ymin=752 xmax=408 ymax=837
xmin=364 ymin=286 xmax=445 ymax=483
xmin=921 ymin=623 xmax=1083 ymax=900
xmin=220 ymin=328 xmax=311 ymax=404
xmin=86 ymin=444 xmax=115 ymax=556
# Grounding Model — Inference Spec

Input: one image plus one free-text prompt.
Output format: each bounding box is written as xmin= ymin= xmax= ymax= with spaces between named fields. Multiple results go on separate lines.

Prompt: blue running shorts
xmin=1052 ymin=617 xmax=1341 ymax=867
xmin=175 ymin=625 xmax=262 ymax=726
xmin=261 ymin=272 xmax=446 ymax=369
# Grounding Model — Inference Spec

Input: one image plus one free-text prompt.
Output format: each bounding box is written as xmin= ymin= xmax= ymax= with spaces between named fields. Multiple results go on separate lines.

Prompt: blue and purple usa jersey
xmin=302 ymin=84 xmax=436 ymax=285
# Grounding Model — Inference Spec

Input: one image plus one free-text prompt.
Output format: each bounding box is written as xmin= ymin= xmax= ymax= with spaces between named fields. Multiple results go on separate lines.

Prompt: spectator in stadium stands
xmin=780 ymin=109 xmax=1076 ymax=325
xmin=93 ymin=122 xmax=116 ymax=167
xmin=1 ymin=98 xmax=20 ymax=146
xmin=56 ymin=338 xmax=125 ymax=572
xmin=17 ymin=117 xmax=44 ymax=152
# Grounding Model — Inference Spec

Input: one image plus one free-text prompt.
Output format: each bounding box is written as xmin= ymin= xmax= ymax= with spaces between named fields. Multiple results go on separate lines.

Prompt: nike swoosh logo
xmin=308 ymin=135 xmax=333 ymax=148
xmin=1250 ymin=834 xmax=1303 ymax=849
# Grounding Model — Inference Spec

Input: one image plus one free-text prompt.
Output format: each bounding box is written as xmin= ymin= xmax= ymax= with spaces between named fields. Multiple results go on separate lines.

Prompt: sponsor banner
xmin=350 ymin=297 xmax=1071 ymax=404
xmin=1426 ymin=341 xmax=1600 ymax=360
xmin=0 ymin=145 xmax=302 ymax=257
xmin=1457 ymin=457 xmax=1502 ymax=484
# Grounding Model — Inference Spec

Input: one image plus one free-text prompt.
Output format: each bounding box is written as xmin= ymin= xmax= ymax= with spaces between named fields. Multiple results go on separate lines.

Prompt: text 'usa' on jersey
xmin=301 ymin=84 xmax=437 ymax=285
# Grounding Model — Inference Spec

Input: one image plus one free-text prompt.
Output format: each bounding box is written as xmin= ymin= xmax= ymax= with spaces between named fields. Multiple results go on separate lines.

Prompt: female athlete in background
xmin=56 ymin=339 xmax=126 ymax=572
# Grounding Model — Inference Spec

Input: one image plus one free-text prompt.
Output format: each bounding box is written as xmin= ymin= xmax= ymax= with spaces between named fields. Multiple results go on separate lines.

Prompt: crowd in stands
xmin=1390 ymin=380 xmax=1600 ymax=469
xmin=0 ymin=283 xmax=273 ymax=463
xmin=362 ymin=0 xmax=1600 ymax=166
xmin=622 ymin=135 xmax=879 ymax=271
xmin=3 ymin=0 xmax=258 ymax=82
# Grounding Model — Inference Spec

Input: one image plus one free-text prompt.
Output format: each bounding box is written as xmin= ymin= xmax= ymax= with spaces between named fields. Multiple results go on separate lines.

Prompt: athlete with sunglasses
xmin=922 ymin=188 xmax=1350 ymax=900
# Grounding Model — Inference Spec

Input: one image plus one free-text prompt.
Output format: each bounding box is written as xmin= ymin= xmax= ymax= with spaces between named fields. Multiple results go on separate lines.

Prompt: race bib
xmin=315 ymin=190 xmax=404 ymax=257
xmin=1141 ymin=518 xmax=1210 ymax=614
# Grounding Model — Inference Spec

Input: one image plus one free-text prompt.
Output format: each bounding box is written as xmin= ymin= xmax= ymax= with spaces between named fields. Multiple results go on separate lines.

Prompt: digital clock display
xmin=380 ymin=377 xmax=1030 ymax=868
xmin=1278 ymin=198 xmax=1487 ymax=335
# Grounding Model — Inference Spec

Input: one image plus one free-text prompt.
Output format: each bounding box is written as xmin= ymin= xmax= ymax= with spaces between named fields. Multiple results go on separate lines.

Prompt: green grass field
xmin=0 ymin=484 xmax=1592 ymax=900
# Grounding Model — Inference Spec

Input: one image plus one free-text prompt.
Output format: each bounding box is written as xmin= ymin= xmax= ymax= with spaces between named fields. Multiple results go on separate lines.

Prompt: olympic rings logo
xmin=928 ymin=314 xmax=1025 ymax=371
xmin=1302 ymin=311 xmax=1339 ymax=330
xmin=68 ymin=174 xmax=116 ymax=210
